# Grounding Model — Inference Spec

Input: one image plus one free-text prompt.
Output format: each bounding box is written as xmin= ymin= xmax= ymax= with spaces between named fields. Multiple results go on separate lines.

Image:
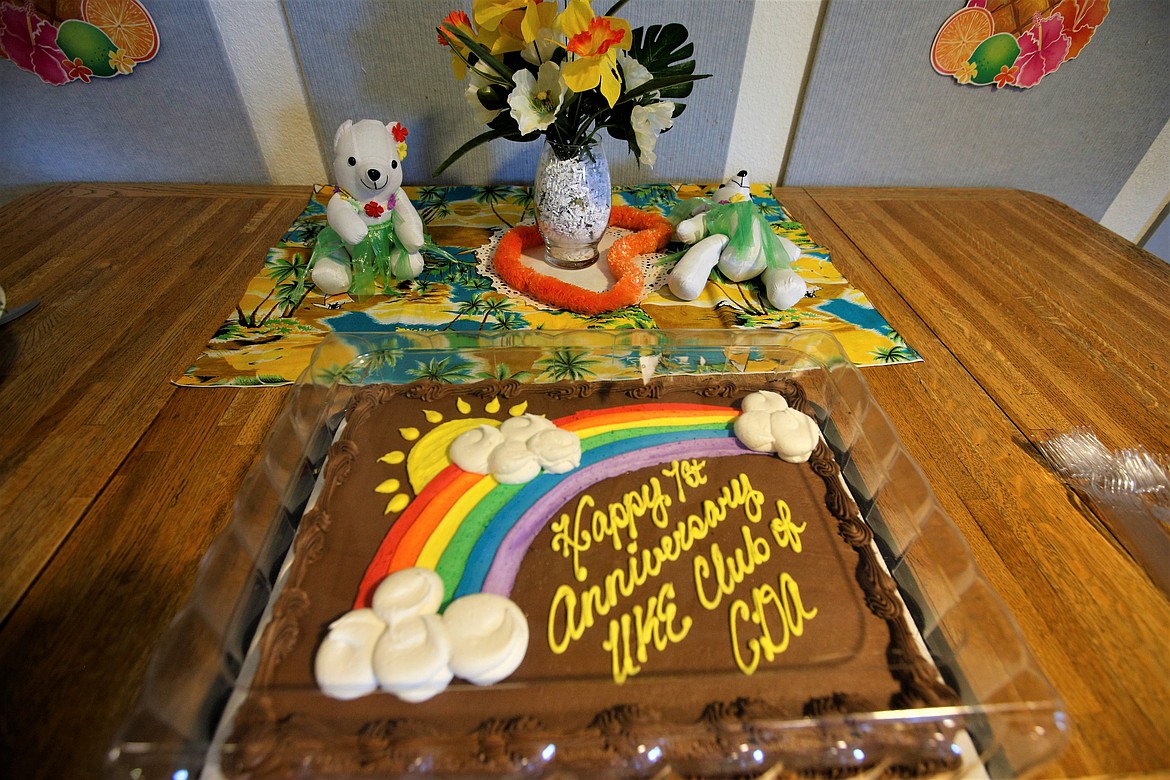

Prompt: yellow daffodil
xmin=474 ymin=0 xmax=556 ymax=54
xmin=559 ymin=0 xmax=631 ymax=107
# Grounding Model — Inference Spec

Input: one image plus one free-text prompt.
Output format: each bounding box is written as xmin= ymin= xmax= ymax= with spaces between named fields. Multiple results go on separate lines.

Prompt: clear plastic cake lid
xmin=107 ymin=329 xmax=1067 ymax=778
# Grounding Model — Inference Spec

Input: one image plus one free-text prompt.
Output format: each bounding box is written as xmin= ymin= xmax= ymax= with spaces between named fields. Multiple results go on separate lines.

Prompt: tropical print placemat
xmin=176 ymin=183 xmax=918 ymax=387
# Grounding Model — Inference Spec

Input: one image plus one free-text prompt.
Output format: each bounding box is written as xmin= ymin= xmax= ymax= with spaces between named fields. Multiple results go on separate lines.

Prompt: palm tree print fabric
xmin=176 ymin=183 xmax=918 ymax=387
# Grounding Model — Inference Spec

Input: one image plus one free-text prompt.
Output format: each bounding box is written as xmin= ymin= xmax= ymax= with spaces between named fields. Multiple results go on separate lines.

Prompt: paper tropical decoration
xmin=0 ymin=0 xmax=158 ymax=85
xmin=931 ymin=0 xmax=1109 ymax=89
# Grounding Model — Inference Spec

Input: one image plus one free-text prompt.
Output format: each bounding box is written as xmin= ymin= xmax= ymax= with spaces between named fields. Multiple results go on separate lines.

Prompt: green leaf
xmin=629 ymin=23 xmax=707 ymax=100
xmin=477 ymin=83 xmax=510 ymax=111
xmin=487 ymin=110 xmax=540 ymax=142
xmin=617 ymin=73 xmax=710 ymax=105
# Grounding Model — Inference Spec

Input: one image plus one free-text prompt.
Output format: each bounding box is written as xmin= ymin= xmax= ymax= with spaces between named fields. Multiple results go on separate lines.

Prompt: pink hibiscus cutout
xmin=1015 ymin=13 xmax=1072 ymax=88
xmin=0 ymin=2 xmax=71 ymax=85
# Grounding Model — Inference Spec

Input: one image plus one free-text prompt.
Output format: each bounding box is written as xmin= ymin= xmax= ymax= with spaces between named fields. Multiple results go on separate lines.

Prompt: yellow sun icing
xmin=400 ymin=427 xmax=420 ymax=441
xmin=457 ymin=397 xmax=471 ymax=414
xmin=378 ymin=451 xmax=405 ymax=465
xmin=374 ymin=478 xmax=401 ymax=494
xmin=384 ymin=494 xmax=410 ymax=515
xmin=509 ymin=401 xmax=528 ymax=416
xmin=486 ymin=397 xmax=500 ymax=414
xmin=424 ymin=409 xmax=443 ymax=423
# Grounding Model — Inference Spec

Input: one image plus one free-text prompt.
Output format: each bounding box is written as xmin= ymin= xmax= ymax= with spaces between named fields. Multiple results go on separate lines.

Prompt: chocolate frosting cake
xmin=222 ymin=376 xmax=960 ymax=778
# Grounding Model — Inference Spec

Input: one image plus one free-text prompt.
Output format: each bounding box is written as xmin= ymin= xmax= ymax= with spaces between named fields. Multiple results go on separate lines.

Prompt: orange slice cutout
xmin=493 ymin=205 xmax=673 ymax=315
xmin=931 ymin=6 xmax=993 ymax=75
xmin=82 ymin=0 xmax=160 ymax=62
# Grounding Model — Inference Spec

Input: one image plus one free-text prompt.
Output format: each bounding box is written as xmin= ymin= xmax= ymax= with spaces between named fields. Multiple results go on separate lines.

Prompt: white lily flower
xmin=508 ymin=61 xmax=565 ymax=135
xmin=464 ymin=62 xmax=501 ymax=125
xmin=617 ymin=51 xmax=654 ymax=95
xmin=630 ymin=101 xmax=675 ymax=167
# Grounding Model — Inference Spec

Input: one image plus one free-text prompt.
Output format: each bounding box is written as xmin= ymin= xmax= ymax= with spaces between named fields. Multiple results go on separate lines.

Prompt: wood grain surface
xmin=0 ymin=184 xmax=1166 ymax=779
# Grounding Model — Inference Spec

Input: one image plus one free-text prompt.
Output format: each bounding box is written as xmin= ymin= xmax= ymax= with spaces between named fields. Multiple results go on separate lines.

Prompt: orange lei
xmin=493 ymin=205 xmax=673 ymax=315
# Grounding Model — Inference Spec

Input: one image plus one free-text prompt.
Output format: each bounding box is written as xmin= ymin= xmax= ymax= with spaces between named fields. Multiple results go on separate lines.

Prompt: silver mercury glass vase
xmin=533 ymin=139 xmax=611 ymax=269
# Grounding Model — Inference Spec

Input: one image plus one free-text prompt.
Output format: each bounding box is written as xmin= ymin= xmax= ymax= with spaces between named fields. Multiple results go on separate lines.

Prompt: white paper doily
xmin=475 ymin=222 xmax=675 ymax=312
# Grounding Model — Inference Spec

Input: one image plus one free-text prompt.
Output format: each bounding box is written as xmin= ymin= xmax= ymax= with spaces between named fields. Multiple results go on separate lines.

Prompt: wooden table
xmin=0 ymin=184 xmax=1166 ymax=778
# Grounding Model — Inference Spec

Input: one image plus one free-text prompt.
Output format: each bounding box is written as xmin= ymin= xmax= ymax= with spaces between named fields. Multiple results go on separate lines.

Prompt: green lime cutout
xmin=969 ymin=33 xmax=1020 ymax=85
xmin=57 ymin=19 xmax=118 ymax=78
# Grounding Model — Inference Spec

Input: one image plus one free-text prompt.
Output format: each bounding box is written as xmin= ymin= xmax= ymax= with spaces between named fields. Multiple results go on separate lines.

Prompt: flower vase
xmin=533 ymin=140 xmax=611 ymax=269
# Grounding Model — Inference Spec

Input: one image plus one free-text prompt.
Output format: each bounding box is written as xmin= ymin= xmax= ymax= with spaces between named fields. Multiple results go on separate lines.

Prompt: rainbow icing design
xmin=354 ymin=403 xmax=768 ymax=608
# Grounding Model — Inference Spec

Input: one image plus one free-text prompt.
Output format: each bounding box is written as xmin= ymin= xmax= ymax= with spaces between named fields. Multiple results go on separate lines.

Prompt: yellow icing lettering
xmin=661 ymin=459 xmax=707 ymax=504
xmin=729 ymin=574 xmax=817 ymax=673
xmin=603 ymin=613 xmax=639 ymax=683
xmin=550 ymin=498 xmax=592 ymax=582
xmin=770 ymin=500 xmax=806 ymax=553
xmin=739 ymin=475 xmax=765 ymax=524
xmin=548 ymin=585 xmax=587 ymax=653
xmin=562 ymin=480 xmax=670 ymax=557
xmin=730 ymin=600 xmax=761 ymax=675
xmin=602 ymin=583 xmax=691 ymax=684
xmin=693 ymin=525 xmax=771 ymax=610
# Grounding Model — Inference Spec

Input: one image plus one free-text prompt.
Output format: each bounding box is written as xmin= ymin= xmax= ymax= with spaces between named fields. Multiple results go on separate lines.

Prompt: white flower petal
xmin=508 ymin=62 xmax=564 ymax=135
xmin=617 ymin=51 xmax=654 ymax=93
xmin=630 ymin=102 xmax=675 ymax=168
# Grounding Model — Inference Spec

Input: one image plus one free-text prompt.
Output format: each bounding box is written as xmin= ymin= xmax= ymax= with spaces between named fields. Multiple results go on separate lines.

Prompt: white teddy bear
xmin=309 ymin=119 xmax=427 ymax=296
xmin=667 ymin=171 xmax=808 ymax=312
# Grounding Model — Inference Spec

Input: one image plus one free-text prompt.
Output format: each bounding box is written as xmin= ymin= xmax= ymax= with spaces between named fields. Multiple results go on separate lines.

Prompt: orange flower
xmin=992 ymin=64 xmax=1019 ymax=88
xmin=438 ymin=10 xmax=476 ymax=79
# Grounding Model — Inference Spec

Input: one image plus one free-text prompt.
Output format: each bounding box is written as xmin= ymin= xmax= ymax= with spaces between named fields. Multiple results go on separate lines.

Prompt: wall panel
xmin=785 ymin=0 xmax=1170 ymax=221
xmin=0 ymin=1 xmax=266 ymax=186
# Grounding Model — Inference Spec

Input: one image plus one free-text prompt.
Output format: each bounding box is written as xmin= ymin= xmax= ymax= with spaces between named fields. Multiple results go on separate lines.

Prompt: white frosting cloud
xmin=448 ymin=425 xmax=503 ymax=473
xmin=443 ymin=592 xmax=529 ymax=685
xmin=488 ymin=438 xmax=543 ymax=484
xmin=372 ymin=613 xmax=454 ymax=702
xmin=314 ymin=568 xmax=531 ymax=701
xmin=733 ymin=390 xmax=820 ymax=463
xmin=528 ymin=428 xmax=582 ymax=474
xmin=371 ymin=567 xmax=444 ymax=625
xmin=313 ymin=608 xmax=385 ymax=700
xmin=450 ymin=413 xmax=581 ymax=484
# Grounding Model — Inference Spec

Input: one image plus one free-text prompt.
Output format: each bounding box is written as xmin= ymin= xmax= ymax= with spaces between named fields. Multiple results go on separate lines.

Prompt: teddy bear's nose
xmin=367 ymin=169 xmax=381 ymax=182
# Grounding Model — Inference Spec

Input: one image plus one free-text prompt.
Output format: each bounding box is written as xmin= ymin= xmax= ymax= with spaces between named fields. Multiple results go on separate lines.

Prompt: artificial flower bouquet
xmin=435 ymin=0 xmax=709 ymax=173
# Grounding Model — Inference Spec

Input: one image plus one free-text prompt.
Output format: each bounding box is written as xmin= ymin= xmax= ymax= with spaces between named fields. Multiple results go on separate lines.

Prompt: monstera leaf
xmin=628 ymin=23 xmax=700 ymax=100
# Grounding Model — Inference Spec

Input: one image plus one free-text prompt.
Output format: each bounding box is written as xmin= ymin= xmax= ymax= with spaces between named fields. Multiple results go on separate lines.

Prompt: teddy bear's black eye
xmin=391 ymin=159 xmax=398 ymax=169
xmin=347 ymin=157 xmax=356 ymax=166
